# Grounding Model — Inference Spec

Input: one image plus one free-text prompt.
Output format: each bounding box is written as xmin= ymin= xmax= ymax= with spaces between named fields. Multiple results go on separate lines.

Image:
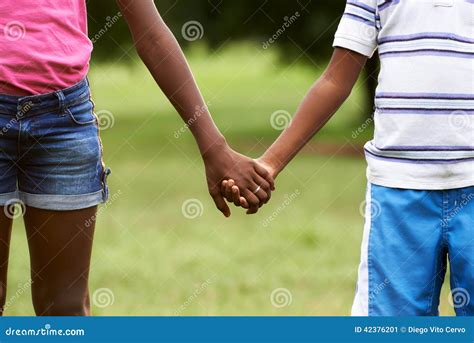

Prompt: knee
xmin=32 ymin=286 xmax=90 ymax=316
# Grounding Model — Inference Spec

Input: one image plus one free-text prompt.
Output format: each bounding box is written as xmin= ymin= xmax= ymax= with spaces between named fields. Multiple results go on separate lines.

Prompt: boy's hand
xmin=203 ymin=144 xmax=274 ymax=217
xmin=221 ymin=159 xmax=276 ymax=214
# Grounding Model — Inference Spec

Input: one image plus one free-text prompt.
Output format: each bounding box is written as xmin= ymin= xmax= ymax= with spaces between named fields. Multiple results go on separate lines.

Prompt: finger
xmin=231 ymin=185 xmax=242 ymax=207
xmin=249 ymin=182 xmax=269 ymax=206
xmin=221 ymin=180 xmax=228 ymax=195
xmin=243 ymin=190 xmax=260 ymax=215
xmin=224 ymin=179 xmax=235 ymax=202
xmin=212 ymin=194 xmax=230 ymax=217
xmin=239 ymin=196 xmax=249 ymax=209
xmin=252 ymin=175 xmax=272 ymax=203
xmin=222 ymin=179 xmax=235 ymax=198
xmin=254 ymin=163 xmax=275 ymax=190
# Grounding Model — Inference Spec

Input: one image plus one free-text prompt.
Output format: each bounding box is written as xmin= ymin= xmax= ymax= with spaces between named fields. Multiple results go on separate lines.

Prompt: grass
xmin=5 ymin=44 xmax=454 ymax=316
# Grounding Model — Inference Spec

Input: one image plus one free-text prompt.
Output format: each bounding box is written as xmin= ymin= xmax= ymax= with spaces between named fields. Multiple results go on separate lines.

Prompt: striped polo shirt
xmin=334 ymin=0 xmax=474 ymax=190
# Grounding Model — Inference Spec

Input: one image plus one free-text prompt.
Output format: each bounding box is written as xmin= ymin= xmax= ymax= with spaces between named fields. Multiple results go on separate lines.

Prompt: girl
xmin=0 ymin=0 xmax=273 ymax=316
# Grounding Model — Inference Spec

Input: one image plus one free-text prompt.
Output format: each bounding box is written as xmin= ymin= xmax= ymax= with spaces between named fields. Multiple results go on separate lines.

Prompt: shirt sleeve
xmin=333 ymin=0 xmax=379 ymax=57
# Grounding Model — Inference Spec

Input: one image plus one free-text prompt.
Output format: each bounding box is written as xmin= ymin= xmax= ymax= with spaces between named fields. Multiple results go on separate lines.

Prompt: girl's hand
xmin=221 ymin=158 xmax=276 ymax=214
xmin=204 ymin=144 xmax=275 ymax=216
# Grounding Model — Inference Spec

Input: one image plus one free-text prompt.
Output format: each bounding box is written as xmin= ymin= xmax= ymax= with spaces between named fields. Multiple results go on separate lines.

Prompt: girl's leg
xmin=24 ymin=206 xmax=97 ymax=316
xmin=0 ymin=213 xmax=13 ymax=315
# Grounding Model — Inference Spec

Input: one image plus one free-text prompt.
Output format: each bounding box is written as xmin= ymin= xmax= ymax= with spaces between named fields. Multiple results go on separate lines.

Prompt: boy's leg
xmin=352 ymin=184 xmax=446 ymax=316
xmin=447 ymin=186 xmax=474 ymax=316
xmin=24 ymin=206 xmax=96 ymax=316
xmin=0 ymin=213 xmax=13 ymax=315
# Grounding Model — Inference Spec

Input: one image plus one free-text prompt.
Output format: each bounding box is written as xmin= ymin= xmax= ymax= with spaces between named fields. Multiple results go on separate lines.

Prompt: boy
xmin=223 ymin=0 xmax=474 ymax=316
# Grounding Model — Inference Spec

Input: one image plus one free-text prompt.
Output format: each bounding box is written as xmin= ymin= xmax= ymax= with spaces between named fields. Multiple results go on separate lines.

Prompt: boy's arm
xmin=116 ymin=0 xmax=274 ymax=216
xmin=223 ymin=48 xmax=367 ymax=206
xmin=260 ymin=48 xmax=367 ymax=176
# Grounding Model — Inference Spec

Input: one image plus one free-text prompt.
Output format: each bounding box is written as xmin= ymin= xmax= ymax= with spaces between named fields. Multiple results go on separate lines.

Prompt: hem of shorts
xmin=0 ymin=191 xmax=20 ymax=205
xmin=368 ymin=176 xmax=474 ymax=191
xmin=18 ymin=190 xmax=105 ymax=211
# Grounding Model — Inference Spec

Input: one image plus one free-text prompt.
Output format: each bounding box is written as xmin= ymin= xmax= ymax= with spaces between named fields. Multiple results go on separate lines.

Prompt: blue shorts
xmin=352 ymin=184 xmax=474 ymax=316
xmin=0 ymin=79 xmax=110 ymax=211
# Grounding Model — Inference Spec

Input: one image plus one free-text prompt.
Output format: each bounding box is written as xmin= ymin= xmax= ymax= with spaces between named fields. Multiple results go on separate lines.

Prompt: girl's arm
xmin=116 ymin=0 xmax=274 ymax=216
xmin=224 ymin=48 xmax=368 ymax=206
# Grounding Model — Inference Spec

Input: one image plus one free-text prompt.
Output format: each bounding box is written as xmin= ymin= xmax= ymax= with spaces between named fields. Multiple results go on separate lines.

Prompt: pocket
xmin=66 ymin=99 xmax=97 ymax=126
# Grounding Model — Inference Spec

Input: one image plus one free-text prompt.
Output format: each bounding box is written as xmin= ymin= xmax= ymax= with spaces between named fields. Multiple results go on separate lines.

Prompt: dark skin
xmin=24 ymin=206 xmax=96 ymax=316
xmin=117 ymin=0 xmax=274 ymax=215
xmin=223 ymin=48 xmax=368 ymax=207
xmin=0 ymin=206 xmax=95 ymax=316
xmin=1 ymin=0 xmax=273 ymax=316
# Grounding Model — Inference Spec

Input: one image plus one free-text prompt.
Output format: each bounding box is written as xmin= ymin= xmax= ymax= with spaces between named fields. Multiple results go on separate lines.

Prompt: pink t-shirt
xmin=0 ymin=0 xmax=93 ymax=96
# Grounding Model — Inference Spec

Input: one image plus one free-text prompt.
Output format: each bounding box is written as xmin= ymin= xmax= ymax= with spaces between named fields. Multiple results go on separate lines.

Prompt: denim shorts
xmin=352 ymin=184 xmax=474 ymax=316
xmin=0 ymin=79 xmax=110 ymax=211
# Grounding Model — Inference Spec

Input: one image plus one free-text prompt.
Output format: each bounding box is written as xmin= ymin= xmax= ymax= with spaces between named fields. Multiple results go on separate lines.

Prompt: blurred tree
xmin=86 ymin=0 xmax=378 ymax=117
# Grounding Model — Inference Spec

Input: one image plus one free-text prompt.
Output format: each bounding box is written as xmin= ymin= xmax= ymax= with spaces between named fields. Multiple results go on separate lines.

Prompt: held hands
xmin=221 ymin=159 xmax=276 ymax=215
xmin=203 ymin=141 xmax=275 ymax=217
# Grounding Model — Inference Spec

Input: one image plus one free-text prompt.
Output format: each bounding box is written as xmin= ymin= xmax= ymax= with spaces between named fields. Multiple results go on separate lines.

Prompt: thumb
xmin=212 ymin=194 xmax=231 ymax=217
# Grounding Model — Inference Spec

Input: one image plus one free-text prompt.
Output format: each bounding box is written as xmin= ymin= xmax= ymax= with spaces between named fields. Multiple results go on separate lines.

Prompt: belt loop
xmin=55 ymin=90 xmax=66 ymax=115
